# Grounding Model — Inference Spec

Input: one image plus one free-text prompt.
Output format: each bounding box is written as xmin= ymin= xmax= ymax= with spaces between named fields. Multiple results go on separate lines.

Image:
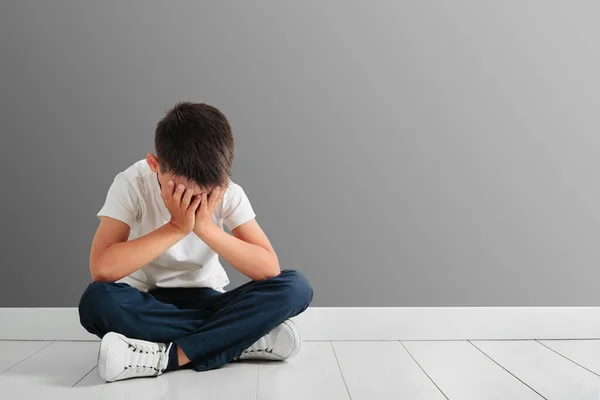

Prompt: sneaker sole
xmin=97 ymin=332 xmax=125 ymax=382
xmin=282 ymin=319 xmax=302 ymax=359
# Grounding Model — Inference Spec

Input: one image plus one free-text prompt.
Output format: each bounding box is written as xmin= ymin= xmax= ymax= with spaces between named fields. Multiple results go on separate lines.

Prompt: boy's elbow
xmin=90 ymin=270 xmax=112 ymax=283
xmin=89 ymin=262 xmax=116 ymax=283
xmin=256 ymin=263 xmax=281 ymax=281
xmin=263 ymin=269 xmax=280 ymax=280
xmin=91 ymin=273 xmax=114 ymax=283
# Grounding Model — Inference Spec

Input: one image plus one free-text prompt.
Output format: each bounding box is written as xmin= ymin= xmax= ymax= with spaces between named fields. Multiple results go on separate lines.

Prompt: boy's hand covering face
xmin=194 ymin=186 xmax=225 ymax=234
xmin=162 ymin=180 xmax=202 ymax=235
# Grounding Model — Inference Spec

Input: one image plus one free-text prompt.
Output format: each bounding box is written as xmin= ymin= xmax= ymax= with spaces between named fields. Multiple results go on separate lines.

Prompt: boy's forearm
xmin=195 ymin=225 xmax=280 ymax=281
xmin=91 ymin=223 xmax=186 ymax=282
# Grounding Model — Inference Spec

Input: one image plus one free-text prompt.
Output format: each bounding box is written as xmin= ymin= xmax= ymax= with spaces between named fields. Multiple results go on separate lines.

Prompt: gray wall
xmin=2 ymin=1 xmax=600 ymax=307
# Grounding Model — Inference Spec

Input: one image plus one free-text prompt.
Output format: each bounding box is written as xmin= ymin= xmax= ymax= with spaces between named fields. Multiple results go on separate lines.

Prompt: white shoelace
xmin=234 ymin=335 xmax=275 ymax=360
xmin=123 ymin=342 xmax=168 ymax=376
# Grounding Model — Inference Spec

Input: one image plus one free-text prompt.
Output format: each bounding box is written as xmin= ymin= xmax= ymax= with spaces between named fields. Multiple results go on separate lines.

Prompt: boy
xmin=78 ymin=102 xmax=313 ymax=382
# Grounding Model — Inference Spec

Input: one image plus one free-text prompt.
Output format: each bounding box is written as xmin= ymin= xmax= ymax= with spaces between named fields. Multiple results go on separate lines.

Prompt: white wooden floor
xmin=1 ymin=340 xmax=600 ymax=399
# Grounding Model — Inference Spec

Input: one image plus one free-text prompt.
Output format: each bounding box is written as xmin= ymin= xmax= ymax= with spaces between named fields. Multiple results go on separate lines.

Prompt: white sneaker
xmin=235 ymin=320 xmax=301 ymax=361
xmin=97 ymin=332 xmax=171 ymax=382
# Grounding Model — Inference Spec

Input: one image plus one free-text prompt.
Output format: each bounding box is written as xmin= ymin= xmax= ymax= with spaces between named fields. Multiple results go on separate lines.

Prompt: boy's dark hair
xmin=155 ymin=102 xmax=234 ymax=188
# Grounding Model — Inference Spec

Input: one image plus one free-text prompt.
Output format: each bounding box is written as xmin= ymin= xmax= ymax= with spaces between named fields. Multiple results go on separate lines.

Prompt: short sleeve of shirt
xmin=221 ymin=182 xmax=256 ymax=231
xmin=97 ymin=173 xmax=141 ymax=227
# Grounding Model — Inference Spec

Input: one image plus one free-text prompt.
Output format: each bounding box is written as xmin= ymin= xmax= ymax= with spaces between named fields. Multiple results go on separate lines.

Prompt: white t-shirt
xmin=97 ymin=159 xmax=256 ymax=292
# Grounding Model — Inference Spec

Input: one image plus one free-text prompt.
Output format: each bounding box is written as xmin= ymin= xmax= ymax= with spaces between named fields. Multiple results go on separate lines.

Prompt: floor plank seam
xmin=162 ymin=373 xmax=179 ymax=400
xmin=330 ymin=341 xmax=353 ymax=400
xmin=4 ymin=339 xmax=599 ymax=398
xmin=535 ymin=340 xmax=600 ymax=379
xmin=72 ymin=366 xmax=96 ymax=387
xmin=398 ymin=341 xmax=450 ymax=400
xmin=468 ymin=341 xmax=548 ymax=400
xmin=0 ymin=340 xmax=54 ymax=376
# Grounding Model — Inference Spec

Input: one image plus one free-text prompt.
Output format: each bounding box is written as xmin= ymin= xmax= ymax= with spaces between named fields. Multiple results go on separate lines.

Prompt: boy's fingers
xmin=173 ymin=184 xmax=186 ymax=206
xmin=201 ymin=192 xmax=208 ymax=210
xmin=204 ymin=187 xmax=222 ymax=213
xmin=181 ymin=188 xmax=193 ymax=209
xmin=188 ymin=195 xmax=202 ymax=214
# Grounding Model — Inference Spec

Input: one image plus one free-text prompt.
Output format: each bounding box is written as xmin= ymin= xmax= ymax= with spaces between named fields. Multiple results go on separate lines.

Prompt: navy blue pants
xmin=78 ymin=269 xmax=313 ymax=371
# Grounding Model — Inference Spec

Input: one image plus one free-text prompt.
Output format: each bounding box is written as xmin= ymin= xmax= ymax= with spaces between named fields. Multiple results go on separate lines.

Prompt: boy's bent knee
xmin=79 ymin=282 xmax=115 ymax=313
xmin=78 ymin=282 xmax=131 ymax=333
xmin=275 ymin=269 xmax=313 ymax=313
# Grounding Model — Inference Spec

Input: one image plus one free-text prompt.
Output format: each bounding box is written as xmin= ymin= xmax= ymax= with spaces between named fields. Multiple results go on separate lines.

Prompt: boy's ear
xmin=146 ymin=153 xmax=160 ymax=173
